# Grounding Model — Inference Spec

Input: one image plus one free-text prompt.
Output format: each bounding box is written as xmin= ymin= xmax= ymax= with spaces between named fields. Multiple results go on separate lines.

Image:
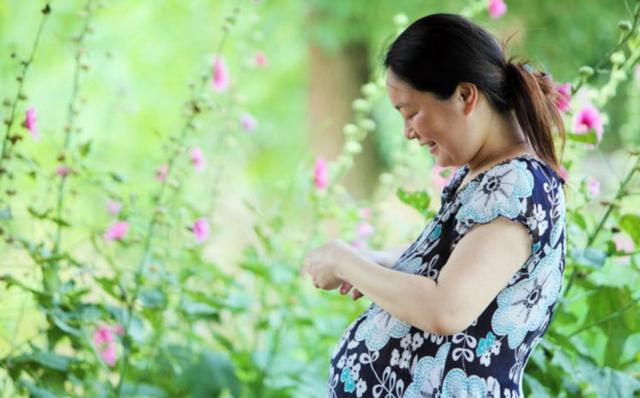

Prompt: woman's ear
xmin=458 ymin=82 xmax=479 ymax=115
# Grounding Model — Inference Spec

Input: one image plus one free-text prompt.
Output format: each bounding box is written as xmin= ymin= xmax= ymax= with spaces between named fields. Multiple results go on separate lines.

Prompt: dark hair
xmin=383 ymin=13 xmax=566 ymax=173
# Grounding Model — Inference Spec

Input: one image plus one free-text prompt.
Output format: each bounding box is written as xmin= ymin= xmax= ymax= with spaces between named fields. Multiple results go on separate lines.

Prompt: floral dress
xmin=327 ymin=153 xmax=566 ymax=398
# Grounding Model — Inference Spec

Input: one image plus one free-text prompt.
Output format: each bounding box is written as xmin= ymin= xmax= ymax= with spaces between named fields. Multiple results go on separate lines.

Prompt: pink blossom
xmin=488 ymin=0 xmax=507 ymax=19
xmin=313 ymin=157 xmax=329 ymax=190
xmin=92 ymin=324 xmax=120 ymax=367
xmin=56 ymin=166 xmax=71 ymax=178
xmin=554 ymin=83 xmax=572 ymax=113
xmin=359 ymin=207 xmax=372 ymax=220
xmin=558 ymin=165 xmax=569 ymax=182
xmin=190 ymin=147 xmax=206 ymax=172
xmin=106 ymin=200 xmax=122 ymax=216
xmin=431 ymin=165 xmax=456 ymax=189
xmin=255 ymin=51 xmax=268 ymax=68
xmin=613 ymin=233 xmax=635 ymax=254
xmin=586 ymin=177 xmax=600 ymax=197
xmin=193 ymin=217 xmax=210 ymax=243
xmin=211 ymin=56 xmax=229 ymax=92
xmin=93 ymin=325 xmax=114 ymax=346
xmin=155 ymin=164 xmax=169 ymax=182
xmin=104 ymin=221 xmax=129 ymax=241
xmin=240 ymin=113 xmax=258 ymax=132
xmin=100 ymin=345 xmax=117 ymax=367
xmin=24 ymin=106 xmax=39 ymax=139
xmin=574 ymin=105 xmax=604 ymax=143
xmin=356 ymin=222 xmax=375 ymax=239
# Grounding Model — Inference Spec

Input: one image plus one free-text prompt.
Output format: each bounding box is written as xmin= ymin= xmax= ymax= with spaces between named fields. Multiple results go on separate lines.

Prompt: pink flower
xmin=554 ymin=83 xmax=572 ymax=113
xmin=190 ymin=147 xmax=206 ymax=172
xmin=211 ymin=56 xmax=229 ymax=92
xmin=56 ymin=166 xmax=71 ymax=178
xmin=24 ymin=106 xmax=39 ymax=139
xmin=356 ymin=222 xmax=375 ymax=239
xmin=100 ymin=345 xmax=117 ymax=367
xmin=586 ymin=177 xmax=600 ymax=197
xmin=93 ymin=325 xmax=114 ymax=346
xmin=104 ymin=221 xmax=129 ymax=241
xmin=431 ymin=165 xmax=456 ymax=189
xmin=313 ymin=157 xmax=329 ymax=190
xmin=93 ymin=324 xmax=120 ymax=367
xmin=574 ymin=105 xmax=604 ymax=143
xmin=193 ymin=217 xmax=210 ymax=243
xmin=488 ymin=0 xmax=507 ymax=19
xmin=359 ymin=207 xmax=372 ymax=220
xmin=558 ymin=165 xmax=569 ymax=182
xmin=613 ymin=233 xmax=635 ymax=254
xmin=255 ymin=51 xmax=268 ymax=68
xmin=106 ymin=200 xmax=122 ymax=215
xmin=155 ymin=164 xmax=169 ymax=182
xmin=240 ymin=113 xmax=258 ymax=132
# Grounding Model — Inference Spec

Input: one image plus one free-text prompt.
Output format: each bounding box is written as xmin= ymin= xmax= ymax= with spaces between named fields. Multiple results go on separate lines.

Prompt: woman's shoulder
xmin=479 ymin=153 xmax=565 ymax=191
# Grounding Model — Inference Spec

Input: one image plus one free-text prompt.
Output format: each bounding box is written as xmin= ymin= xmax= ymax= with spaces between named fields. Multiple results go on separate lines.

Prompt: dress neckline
xmin=446 ymin=152 xmax=542 ymax=201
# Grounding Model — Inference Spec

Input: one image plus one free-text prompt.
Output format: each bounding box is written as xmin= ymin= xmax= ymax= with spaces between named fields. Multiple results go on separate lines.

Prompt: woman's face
xmin=385 ymin=69 xmax=480 ymax=168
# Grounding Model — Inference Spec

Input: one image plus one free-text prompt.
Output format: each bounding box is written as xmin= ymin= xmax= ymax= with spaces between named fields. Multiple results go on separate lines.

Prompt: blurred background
xmin=1 ymin=0 xmax=639 ymax=397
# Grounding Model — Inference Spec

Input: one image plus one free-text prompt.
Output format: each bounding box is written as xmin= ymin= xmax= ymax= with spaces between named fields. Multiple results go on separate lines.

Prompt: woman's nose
xmin=404 ymin=126 xmax=416 ymax=140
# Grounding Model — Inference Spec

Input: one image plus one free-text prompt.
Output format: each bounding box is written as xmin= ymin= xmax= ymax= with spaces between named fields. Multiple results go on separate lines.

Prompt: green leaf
xmin=570 ymin=210 xmax=587 ymax=230
xmin=580 ymin=287 xmax=638 ymax=368
xmin=27 ymin=206 xmax=71 ymax=227
xmin=139 ymin=288 xmax=167 ymax=309
xmin=0 ymin=205 xmax=11 ymax=220
xmin=178 ymin=349 xmax=240 ymax=398
xmin=79 ymin=140 xmax=92 ymax=158
xmin=12 ymin=350 xmax=73 ymax=372
xmin=573 ymin=355 xmax=640 ymax=397
xmin=570 ymin=247 xmax=607 ymax=268
xmin=396 ymin=188 xmax=431 ymax=218
xmin=180 ymin=298 xmax=219 ymax=320
xmin=19 ymin=380 xmax=56 ymax=398
xmin=95 ymin=276 xmax=124 ymax=300
xmin=567 ymin=131 xmax=598 ymax=145
xmin=620 ymin=214 xmax=640 ymax=245
xmin=120 ymin=383 xmax=168 ymax=397
xmin=239 ymin=257 xmax=271 ymax=280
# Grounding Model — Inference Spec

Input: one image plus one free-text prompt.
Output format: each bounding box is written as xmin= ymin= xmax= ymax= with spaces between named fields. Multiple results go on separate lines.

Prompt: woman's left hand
xmin=302 ymin=239 xmax=354 ymax=290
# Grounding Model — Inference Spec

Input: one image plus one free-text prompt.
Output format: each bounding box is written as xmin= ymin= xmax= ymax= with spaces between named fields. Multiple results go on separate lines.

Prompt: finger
xmin=339 ymin=282 xmax=352 ymax=295
xmin=352 ymin=289 xmax=363 ymax=300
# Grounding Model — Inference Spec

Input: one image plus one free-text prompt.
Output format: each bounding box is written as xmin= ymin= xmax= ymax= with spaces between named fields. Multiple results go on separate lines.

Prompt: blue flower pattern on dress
xmin=327 ymin=154 xmax=566 ymax=398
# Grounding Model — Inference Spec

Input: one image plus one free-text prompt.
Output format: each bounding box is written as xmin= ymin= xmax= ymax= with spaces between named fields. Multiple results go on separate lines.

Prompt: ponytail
xmin=505 ymin=59 xmax=566 ymax=175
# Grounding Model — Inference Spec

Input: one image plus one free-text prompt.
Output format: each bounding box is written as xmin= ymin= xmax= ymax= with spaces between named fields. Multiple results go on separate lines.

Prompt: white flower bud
xmin=359 ymin=118 xmax=376 ymax=131
xmin=352 ymin=98 xmax=370 ymax=112
xmin=610 ymin=51 xmax=626 ymax=65
xmin=361 ymin=83 xmax=378 ymax=97
xmin=345 ymin=141 xmax=362 ymax=154
xmin=343 ymin=123 xmax=359 ymax=137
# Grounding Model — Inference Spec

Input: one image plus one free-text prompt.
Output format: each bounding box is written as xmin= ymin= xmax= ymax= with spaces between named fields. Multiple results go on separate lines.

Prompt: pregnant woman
xmin=302 ymin=13 xmax=567 ymax=398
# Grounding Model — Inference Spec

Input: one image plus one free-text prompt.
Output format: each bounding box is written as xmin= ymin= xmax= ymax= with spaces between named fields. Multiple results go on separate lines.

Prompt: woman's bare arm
xmin=339 ymin=244 xmax=411 ymax=299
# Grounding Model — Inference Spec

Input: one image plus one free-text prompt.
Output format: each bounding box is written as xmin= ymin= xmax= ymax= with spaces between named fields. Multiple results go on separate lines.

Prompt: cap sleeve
xmin=453 ymin=158 xmax=565 ymax=252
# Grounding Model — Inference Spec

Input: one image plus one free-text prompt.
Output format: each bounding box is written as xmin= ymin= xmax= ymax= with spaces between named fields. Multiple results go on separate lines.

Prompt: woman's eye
xmin=408 ymin=113 xmax=417 ymax=120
